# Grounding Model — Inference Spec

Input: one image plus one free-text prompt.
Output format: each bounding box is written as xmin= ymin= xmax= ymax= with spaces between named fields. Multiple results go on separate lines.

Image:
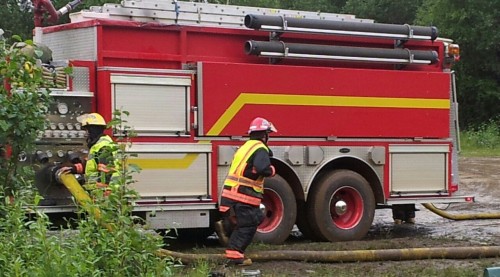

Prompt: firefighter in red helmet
xmin=215 ymin=117 xmax=277 ymax=266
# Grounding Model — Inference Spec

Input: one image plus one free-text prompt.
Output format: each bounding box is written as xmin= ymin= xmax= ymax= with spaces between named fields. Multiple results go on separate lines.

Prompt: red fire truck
xmin=28 ymin=0 xmax=469 ymax=243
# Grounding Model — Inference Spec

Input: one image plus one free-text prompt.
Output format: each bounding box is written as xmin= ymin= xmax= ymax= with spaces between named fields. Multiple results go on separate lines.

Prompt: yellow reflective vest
xmin=221 ymin=140 xmax=270 ymax=207
xmin=85 ymin=135 xmax=118 ymax=187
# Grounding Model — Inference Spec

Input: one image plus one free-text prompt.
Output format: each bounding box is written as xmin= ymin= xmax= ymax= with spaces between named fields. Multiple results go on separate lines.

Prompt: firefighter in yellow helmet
xmin=216 ymin=117 xmax=277 ymax=266
xmin=56 ymin=113 xmax=117 ymax=195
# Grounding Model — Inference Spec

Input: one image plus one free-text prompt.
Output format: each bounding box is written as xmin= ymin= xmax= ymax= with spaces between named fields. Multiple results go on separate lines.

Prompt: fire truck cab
xmin=30 ymin=0 xmax=468 ymax=243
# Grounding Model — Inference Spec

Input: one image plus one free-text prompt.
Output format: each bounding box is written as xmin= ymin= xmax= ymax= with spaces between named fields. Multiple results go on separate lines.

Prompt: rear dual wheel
xmin=254 ymin=175 xmax=297 ymax=244
xmin=307 ymin=170 xmax=375 ymax=241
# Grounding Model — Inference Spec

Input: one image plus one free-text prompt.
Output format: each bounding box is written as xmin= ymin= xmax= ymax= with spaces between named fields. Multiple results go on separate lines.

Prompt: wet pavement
xmin=177 ymin=157 xmax=500 ymax=248
xmin=371 ymin=157 xmax=500 ymax=245
xmin=173 ymin=157 xmax=500 ymax=276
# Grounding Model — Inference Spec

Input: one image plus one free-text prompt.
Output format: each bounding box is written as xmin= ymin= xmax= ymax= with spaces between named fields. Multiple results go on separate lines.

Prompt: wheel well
xmin=271 ymin=158 xmax=304 ymax=202
xmin=308 ymin=157 xmax=384 ymax=204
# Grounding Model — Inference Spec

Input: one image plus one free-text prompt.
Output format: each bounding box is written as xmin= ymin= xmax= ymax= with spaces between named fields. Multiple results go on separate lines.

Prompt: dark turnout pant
xmin=226 ymin=202 xmax=264 ymax=258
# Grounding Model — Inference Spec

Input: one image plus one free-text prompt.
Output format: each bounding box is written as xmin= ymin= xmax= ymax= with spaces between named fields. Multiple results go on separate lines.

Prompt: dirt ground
xmin=171 ymin=157 xmax=500 ymax=277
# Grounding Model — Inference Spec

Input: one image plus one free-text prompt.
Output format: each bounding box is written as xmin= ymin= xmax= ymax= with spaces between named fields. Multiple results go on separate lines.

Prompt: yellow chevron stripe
xmin=131 ymin=93 xmax=449 ymax=169
xmin=206 ymin=93 xmax=450 ymax=136
xmin=130 ymin=154 xmax=198 ymax=169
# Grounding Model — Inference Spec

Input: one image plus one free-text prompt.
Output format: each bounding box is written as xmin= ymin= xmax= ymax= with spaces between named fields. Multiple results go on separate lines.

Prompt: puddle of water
xmin=373 ymin=206 xmax=500 ymax=244
xmin=368 ymin=157 xmax=500 ymax=244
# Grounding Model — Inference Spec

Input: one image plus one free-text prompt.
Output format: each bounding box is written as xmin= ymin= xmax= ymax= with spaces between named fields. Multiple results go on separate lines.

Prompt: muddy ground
xmin=171 ymin=157 xmax=500 ymax=277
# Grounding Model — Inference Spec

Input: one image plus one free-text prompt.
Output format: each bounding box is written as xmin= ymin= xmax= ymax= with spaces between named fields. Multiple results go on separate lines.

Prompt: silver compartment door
xmin=127 ymin=143 xmax=212 ymax=200
xmin=111 ymin=74 xmax=191 ymax=137
xmin=389 ymin=145 xmax=449 ymax=195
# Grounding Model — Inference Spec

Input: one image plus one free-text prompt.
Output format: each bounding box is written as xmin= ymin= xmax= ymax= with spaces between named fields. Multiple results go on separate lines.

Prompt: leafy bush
xmin=0 ymin=36 xmax=50 ymax=198
xmin=0 ymin=37 xmax=176 ymax=276
xmin=460 ymin=118 xmax=500 ymax=156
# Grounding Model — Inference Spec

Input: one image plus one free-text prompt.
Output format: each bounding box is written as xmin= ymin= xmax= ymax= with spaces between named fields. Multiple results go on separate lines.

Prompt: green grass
xmin=459 ymin=119 xmax=500 ymax=157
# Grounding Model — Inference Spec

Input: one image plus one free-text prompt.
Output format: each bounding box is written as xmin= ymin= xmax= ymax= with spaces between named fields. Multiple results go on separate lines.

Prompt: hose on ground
xmin=423 ymin=203 xmax=500 ymax=220
xmin=157 ymin=204 xmax=500 ymax=264
xmin=59 ymin=171 xmax=500 ymax=264
xmin=157 ymin=246 xmax=500 ymax=264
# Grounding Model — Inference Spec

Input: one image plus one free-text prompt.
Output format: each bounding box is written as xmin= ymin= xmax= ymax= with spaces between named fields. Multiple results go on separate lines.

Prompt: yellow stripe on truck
xmin=130 ymin=93 xmax=449 ymax=169
xmin=130 ymin=154 xmax=198 ymax=169
xmin=206 ymin=93 xmax=450 ymax=136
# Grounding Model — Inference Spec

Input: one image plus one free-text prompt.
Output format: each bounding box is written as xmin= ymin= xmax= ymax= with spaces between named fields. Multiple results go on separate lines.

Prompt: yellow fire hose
xmin=158 ymin=203 xmax=500 ymax=264
xmin=157 ymin=246 xmax=500 ymax=264
xmin=58 ymin=173 xmax=113 ymax=231
xmin=422 ymin=203 xmax=500 ymax=220
xmin=58 ymin=173 xmax=500 ymax=264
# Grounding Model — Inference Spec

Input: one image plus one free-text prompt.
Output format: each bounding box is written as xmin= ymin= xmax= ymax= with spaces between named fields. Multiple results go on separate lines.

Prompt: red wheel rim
xmin=330 ymin=186 xmax=363 ymax=229
xmin=258 ymin=188 xmax=284 ymax=233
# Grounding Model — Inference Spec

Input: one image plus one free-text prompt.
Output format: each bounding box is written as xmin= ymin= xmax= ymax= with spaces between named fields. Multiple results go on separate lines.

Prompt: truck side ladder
xmin=71 ymin=0 xmax=374 ymax=27
xmin=69 ymin=1 xmax=439 ymax=66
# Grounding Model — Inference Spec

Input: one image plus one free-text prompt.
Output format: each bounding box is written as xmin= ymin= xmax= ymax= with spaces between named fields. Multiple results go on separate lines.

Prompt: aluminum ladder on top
xmin=70 ymin=0 xmax=374 ymax=28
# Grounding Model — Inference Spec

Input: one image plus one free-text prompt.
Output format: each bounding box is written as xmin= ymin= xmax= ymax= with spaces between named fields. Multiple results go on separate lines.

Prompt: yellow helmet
xmin=77 ymin=113 xmax=106 ymax=127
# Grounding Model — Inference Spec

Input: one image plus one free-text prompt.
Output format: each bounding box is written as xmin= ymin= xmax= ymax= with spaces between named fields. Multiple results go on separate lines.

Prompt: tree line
xmin=1 ymin=0 xmax=498 ymax=129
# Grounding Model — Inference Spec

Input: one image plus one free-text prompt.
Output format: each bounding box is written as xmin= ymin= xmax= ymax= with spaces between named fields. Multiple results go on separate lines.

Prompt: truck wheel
xmin=296 ymin=200 xmax=321 ymax=240
xmin=254 ymin=175 xmax=297 ymax=244
xmin=307 ymin=170 xmax=375 ymax=242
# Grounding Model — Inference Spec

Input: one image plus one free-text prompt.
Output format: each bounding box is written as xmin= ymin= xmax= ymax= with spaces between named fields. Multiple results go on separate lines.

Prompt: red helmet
xmin=248 ymin=117 xmax=277 ymax=134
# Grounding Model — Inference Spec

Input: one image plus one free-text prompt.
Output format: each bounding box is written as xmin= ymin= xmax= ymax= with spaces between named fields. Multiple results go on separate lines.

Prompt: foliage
xmin=0 ymin=107 xmax=177 ymax=275
xmin=174 ymin=260 xmax=213 ymax=277
xmin=416 ymin=0 xmax=500 ymax=128
xmin=57 ymin=109 xmax=178 ymax=276
xmin=459 ymin=118 xmax=500 ymax=157
xmin=0 ymin=38 xmax=176 ymax=274
xmin=208 ymin=0 xmax=345 ymax=13
xmin=0 ymin=0 xmax=34 ymax=41
xmin=0 ymin=36 xmax=51 ymax=197
xmin=0 ymin=0 xmax=123 ymax=39
xmin=273 ymin=0 xmax=343 ymax=13
xmin=343 ymin=0 xmax=424 ymax=24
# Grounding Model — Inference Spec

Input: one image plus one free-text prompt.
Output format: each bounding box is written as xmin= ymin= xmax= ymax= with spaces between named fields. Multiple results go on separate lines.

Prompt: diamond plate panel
xmin=38 ymin=27 xmax=97 ymax=61
xmin=217 ymin=145 xmax=384 ymax=198
xmin=72 ymin=67 xmax=90 ymax=91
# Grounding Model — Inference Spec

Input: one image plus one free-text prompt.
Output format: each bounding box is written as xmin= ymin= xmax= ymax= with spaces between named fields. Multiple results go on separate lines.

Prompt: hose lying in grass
xmin=60 ymin=172 xmax=500 ymax=264
xmin=159 ymin=203 xmax=500 ymax=264
xmin=157 ymin=246 xmax=500 ymax=264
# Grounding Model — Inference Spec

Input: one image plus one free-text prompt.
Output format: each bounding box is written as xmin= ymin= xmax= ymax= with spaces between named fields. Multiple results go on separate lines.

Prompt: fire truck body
xmin=30 ymin=0 xmax=468 ymax=243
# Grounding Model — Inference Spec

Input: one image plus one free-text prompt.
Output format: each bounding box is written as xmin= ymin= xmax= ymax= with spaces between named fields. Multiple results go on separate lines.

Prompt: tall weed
xmin=460 ymin=118 xmax=500 ymax=156
xmin=0 ymin=36 xmax=176 ymax=276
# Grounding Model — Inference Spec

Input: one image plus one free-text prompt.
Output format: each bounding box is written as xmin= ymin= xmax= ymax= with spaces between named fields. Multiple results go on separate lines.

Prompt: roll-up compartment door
xmin=127 ymin=143 xmax=212 ymax=200
xmin=111 ymin=74 xmax=191 ymax=137
xmin=389 ymin=145 xmax=449 ymax=195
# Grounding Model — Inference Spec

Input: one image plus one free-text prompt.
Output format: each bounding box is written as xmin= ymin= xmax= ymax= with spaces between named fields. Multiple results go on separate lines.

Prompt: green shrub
xmin=460 ymin=118 xmax=500 ymax=156
xmin=0 ymin=37 xmax=176 ymax=276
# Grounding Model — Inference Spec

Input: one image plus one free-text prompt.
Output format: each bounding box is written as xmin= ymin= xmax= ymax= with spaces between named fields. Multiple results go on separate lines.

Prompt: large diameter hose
xmin=423 ymin=203 xmax=500 ymax=220
xmin=244 ymin=14 xmax=438 ymax=41
xmin=58 ymin=173 xmax=112 ymax=231
xmin=159 ymin=204 xmax=500 ymax=264
xmin=158 ymin=246 xmax=500 ymax=264
xmin=244 ymin=40 xmax=438 ymax=65
xmin=59 ymin=173 xmax=500 ymax=264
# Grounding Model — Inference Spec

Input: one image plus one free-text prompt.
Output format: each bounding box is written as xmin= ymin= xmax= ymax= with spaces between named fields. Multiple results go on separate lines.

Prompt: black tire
xmin=254 ymin=175 xmax=297 ymax=244
xmin=296 ymin=200 xmax=322 ymax=240
xmin=307 ymin=170 xmax=375 ymax=242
